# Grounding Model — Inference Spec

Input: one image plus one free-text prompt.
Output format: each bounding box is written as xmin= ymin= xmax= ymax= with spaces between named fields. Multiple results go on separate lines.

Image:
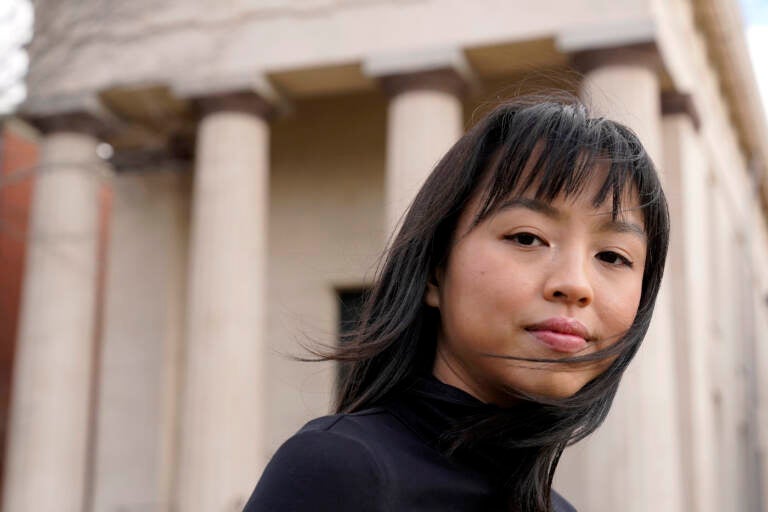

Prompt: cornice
xmin=692 ymin=0 xmax=768 ymax=215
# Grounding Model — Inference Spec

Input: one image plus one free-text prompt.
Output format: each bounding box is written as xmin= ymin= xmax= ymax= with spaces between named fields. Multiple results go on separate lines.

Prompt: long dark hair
xmin=316 ymin=92 xmax=669 ymax=511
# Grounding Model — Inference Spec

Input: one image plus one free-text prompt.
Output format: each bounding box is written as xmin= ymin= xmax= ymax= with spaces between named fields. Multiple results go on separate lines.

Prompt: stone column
xmin=660 ymin=93 xmax=717 ymax=512
xmin=365 ymin=50 xmax=469 ymax=232
xmin=575 ymin=44 xmax=662 ymax=160
xmin=175 ymin=92 xmax=272 ymax=512
xmin=3 ymin=114 xmax=107 ymax=512
xmin=554 ymin=46 xmax=684 ymax=512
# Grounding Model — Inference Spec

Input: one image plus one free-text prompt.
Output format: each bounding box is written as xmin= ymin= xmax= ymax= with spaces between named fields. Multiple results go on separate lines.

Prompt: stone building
xmin=1 ymin=0 xmax=767 ymax=511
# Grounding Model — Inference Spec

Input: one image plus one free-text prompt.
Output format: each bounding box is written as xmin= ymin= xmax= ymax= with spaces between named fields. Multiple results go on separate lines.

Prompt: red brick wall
xmin=0 ymin=124 xmax=38 ymax=502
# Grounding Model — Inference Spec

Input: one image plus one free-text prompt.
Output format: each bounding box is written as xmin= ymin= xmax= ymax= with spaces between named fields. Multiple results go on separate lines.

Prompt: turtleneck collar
xmin=383 ymin=373 xmax=503 ymax=452
xmin=380 ymin=374 xmax=577 ymax=512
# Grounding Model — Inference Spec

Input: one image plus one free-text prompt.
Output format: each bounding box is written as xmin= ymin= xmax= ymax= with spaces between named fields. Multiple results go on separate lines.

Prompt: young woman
xmin=243 ymin=93 xmax=669 ymax=512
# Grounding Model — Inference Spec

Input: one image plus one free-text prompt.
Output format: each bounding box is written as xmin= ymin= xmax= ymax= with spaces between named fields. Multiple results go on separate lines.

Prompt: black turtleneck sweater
xmin=243 ymin=375 xmax=577 ymax=511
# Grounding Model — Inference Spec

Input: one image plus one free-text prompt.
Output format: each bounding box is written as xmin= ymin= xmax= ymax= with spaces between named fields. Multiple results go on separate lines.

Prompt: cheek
xmin=441 ymin=264 xmax=493 ymax=326
xmin=445 ymin=250 xmax=531 ymax=309
xmin=600 ymin=280 xmax=643 ymax=336
xmin=440 ymin=251 xmax=535 ymax=343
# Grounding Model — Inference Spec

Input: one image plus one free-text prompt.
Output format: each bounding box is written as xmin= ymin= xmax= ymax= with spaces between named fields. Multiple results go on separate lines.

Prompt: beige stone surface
xmin=752 ymin=206 xmax=768 ymax=510
xmin=3 ymin=132 xmax=103 ymax=512
xmin=265 ymin=92 xmax=387 ymax=455
xmin=26 ymin=0 xmax=650 ymax=104
xmin=91 ymin=170 xmax=189 ymax=512
xmin=580 ymin=62 xmax=661 ymax=161
xmin=176 ymin=110 xmax=269 ymax=512
xmin=662 ymin=113 xmax=718 ymax=512
xmin=385 ymin=87 xmax=463 ymax=232
xmin=654 ymin=0 xmax=754 ymax=224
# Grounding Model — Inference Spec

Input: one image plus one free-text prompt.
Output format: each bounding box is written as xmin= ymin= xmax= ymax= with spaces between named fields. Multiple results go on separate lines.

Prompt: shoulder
xmin=243 ymin=411 xmax=393 ymax=512
xmin=277 ymin=411 xmax=394 ymax=469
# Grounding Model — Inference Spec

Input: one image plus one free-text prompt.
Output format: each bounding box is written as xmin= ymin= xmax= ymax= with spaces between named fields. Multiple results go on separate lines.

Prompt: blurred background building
xmin=1 ymin=0 xmax=767 ymax=511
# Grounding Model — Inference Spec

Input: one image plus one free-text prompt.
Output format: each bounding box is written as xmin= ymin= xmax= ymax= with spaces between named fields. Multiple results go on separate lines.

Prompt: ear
xmin=424 ymin=267 xmax=443 ymax=308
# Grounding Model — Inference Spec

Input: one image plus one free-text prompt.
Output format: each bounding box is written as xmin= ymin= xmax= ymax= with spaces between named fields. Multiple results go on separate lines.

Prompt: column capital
xmin=556 ymin=17 xmax=660 ymax=71
xmin=569 ymin=43 xmax=662 ymax=75
xmin=363 ymin=47 xmax=477 ymax=97
xmin=25 ymin=110 xmax=112 ymax=139
xmin=661 ymin=91 xmax=701 ymax=131
xmin=192 ymin=90 xmax=276 ymax=119
xmin=21 ymin=91 xmax=114 ymax=139
xmin=379 ymin=68 xmax=468 ymax=97
xmin=175 ymin=72 xmax=289 ymax=119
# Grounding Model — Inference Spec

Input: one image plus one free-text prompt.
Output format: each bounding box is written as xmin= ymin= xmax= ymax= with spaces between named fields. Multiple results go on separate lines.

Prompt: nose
xmin=543 ymin=252 xmax=594 ymax=307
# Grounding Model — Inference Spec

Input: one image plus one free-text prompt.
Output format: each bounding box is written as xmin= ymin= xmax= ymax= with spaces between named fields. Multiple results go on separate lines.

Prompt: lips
xmin=525 ymin=317 xmax=590 ymax=353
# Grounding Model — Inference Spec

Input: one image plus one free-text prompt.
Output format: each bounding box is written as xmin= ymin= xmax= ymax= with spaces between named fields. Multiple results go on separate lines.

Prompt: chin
xmin=516 ymin=373 xmax=591 ymax=401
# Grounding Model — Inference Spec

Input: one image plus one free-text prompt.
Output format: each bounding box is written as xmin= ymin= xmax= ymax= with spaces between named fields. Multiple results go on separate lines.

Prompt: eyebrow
xmin=597 ymin=219 xmax=646 ymax=239
xmin=498 ymin=197 xmax=561 ymax=218
xmin=496 ymin=197 xmax=647 ymax=240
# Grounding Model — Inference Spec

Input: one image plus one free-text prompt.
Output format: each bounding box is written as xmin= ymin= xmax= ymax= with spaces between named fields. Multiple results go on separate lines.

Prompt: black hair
xmin=313 ymin=92 xmax=669 ymax=512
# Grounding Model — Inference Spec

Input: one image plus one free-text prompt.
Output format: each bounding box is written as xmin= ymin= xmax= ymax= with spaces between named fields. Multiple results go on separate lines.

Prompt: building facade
xmin=1 ymin=0 xmax=767 ymax=511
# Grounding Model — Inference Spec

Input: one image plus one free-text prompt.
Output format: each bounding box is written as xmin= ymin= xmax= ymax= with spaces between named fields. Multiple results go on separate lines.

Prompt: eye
xmin=596 ymin=251 xmax=634 ymax=268
xmin=505 ymin=232 xmax=546 ymax=247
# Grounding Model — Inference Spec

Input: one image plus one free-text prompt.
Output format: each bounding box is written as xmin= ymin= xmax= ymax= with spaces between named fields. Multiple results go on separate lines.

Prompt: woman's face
xmin=425 ymin=165 xmax=647 ymax=404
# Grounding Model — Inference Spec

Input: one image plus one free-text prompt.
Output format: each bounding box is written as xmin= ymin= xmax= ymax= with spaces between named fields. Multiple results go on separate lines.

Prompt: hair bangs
xmin=472 ymin=103 xmax=655 ymax=227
